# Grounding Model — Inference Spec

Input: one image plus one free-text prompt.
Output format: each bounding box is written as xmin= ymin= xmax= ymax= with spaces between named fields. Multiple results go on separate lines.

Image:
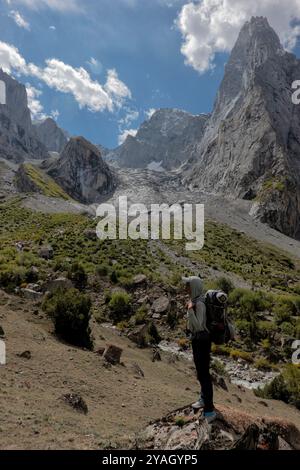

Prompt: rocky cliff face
xmin=110 ymin=108 xmax=209 ymax=170
xmin=0 ymin=70 xmax=49 ymax=162
xmin=183 ymin=17 xmax=300 ymax=239
xmin=33 ymin=118 xmax=68 ymax=153
xmin=48 ymin=136 xmax=116 ymax=203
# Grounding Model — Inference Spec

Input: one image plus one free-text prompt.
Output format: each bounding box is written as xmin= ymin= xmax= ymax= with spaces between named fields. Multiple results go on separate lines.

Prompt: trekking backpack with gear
xmin=205 ymin=290 xmax=235 ymax=345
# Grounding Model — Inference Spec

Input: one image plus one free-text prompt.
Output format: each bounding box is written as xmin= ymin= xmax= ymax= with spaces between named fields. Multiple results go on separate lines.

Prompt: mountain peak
xmin=213 ymin=17 xmax=283 ymax=118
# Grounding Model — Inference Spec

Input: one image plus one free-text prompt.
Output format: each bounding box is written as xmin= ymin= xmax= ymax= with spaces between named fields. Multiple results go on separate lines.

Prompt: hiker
xmin=182 ymin=276 xmax=216 ymax=423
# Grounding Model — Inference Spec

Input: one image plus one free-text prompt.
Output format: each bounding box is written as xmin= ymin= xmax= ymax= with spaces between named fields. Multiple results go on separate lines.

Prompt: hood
xmin=182 ymin=276 xmax=204 ymax=301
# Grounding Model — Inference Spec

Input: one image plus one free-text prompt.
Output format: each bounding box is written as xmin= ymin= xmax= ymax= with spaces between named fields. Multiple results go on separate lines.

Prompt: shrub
xmin=229 ymin=289 xmax=271 ymax=320
xmin=67 ymin=262 xmax=87 ymax=290
xmin=147 ymin=321 xmax=161 ymax=345
xmin=211 ymin=359 xmax=227 ymax=376
xmin=96 ymin=264 xmax=108 ymax=277
xmin=229 ymin=348 xmax=253 ymax=362
xmin=134 ymin=305 xmax=148 ymax=325
xmin=108 ymin=291 xmax=131 ymax=323
xmin=0 ymin=265 xmax=27 ymax=291
xmin=167 ymin=310 xmax=178 ymax=329
xmin=214 ymin=277 xmax=235 ymax=294
xmin=255 ymin=365 xmax=300 ymax=409
xmin=43 ymin=288 xmax=93 ymax=349
xmin=254 ymin=357 xmax=272 ymax=371
xmin=280 ymin=322 xmax=295 ymax=337
xmin=110 ymin=270 xmax=118 ymax=284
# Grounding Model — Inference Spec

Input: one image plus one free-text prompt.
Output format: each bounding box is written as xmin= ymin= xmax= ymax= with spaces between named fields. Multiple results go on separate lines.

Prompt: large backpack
xmin=205 ymin=290 xmax=234 ymax=345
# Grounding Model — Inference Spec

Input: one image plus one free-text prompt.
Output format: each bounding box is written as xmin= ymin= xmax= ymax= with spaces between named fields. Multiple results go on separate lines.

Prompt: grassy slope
xmin=21 ymin=164 xmax=71 ymax=200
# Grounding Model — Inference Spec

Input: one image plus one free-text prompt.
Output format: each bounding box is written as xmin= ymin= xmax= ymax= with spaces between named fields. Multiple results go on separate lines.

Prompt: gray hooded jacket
xmin=183 ymin=276 xmax=208 ymax=335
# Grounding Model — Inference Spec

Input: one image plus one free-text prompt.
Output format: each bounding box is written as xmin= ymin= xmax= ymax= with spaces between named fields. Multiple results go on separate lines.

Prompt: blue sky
xmin=1 ymin=0 xmax=300 ymax=149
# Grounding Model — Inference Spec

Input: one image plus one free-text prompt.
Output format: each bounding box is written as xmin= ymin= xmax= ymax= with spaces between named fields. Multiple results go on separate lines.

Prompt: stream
xmin=159 ymin=340 xmax=278 ymax=390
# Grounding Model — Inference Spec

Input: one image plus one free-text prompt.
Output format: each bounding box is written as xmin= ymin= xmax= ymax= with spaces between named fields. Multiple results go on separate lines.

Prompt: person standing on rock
xmin=182 ymin=276 xmax=216 ymax=423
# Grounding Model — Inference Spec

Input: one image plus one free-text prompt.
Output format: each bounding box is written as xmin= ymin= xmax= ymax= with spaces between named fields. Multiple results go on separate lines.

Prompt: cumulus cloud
xmin=25 ymin=84 xmax=47 ymax=120
xmin=0 ymin=41 xmax=131 ymax=113
xmin=145 ymin=108 xmax=156 ymax=119
xmin=6 ymin=0 xmax=81 ymax=12
xmin=118 ymin=128 xmax=138 ymax=145
xmin=8 ymin=10 xmax=30 ymax=30
xmin=104 ymin=69 xmax=132 ymax=108
xmin=177 ymin=0 xmax=300 ymax=74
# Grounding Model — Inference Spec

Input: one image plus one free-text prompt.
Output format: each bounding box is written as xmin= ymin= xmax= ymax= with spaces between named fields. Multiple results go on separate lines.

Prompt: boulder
xmin=44 ymin=277 xmax=73 ymax=293
xmin=39 ymin=245 xmax=54 ymax=260
xmin=103 ymin=344 xmax=123 ymax=365
xmin=20 ymin=288 xmax=43 ymax=301
xmin=152 ymin=295 xmax=170 ymax=314
xmin=84 ymin=228 xmax=97 ymax=240
xmin=132 ymin=274 xmax=147 ymax=286
xmin=127 ymin=324 xmax=148 ymax=347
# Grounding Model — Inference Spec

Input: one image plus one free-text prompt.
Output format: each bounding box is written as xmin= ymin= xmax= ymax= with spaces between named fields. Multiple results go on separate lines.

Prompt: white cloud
xmin=119 ymin=107 xmax=139 ymax=127
xmin=6 ymin=0 xmax=81 ymax=12
xmin=25 ymin=84 xmax=47 ymax=120
xmin=86 ymin=57 xmax=103 ymax=75
xmin=145 ymin=108 xmax=156 ymax=119
xmin=51 ymin=109 xmax=59 ymax=120
xmin=104 ymin=68 xmax=132 ymax=108
xmin=8 ymin=10 xmax=30 ymax=30
xmin=0 ymin=40 xmax=27 ymax=73
xmin=49 ymin=25 xmax=56 ymax=30
xmin=0 ymin=41 xmax=132 ymax=113
xmin=177 ymin=0 xmax=300 ymax=74
xmin=118 ymin=128 xmax=137 ymax=145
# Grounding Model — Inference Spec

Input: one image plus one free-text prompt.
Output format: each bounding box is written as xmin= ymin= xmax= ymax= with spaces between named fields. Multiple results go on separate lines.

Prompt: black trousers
xmin=191 ymin=331 xmax=214 ymax=412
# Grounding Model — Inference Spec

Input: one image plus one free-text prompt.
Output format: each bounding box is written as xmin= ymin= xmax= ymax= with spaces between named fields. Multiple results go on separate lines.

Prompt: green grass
xmin=20 ymin=164 xmax=71 ymax=200
xmin=165 ymin=220 xmax=299 ymax=293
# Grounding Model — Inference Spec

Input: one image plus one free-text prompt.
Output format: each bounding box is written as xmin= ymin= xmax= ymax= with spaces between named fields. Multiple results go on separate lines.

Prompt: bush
xmin=147 ymin=321 xmax=161 ymax=345
xmin=254 ymin=357 xmax=272 ymax=371
xmin=280 ymin=322 xmax=295 ymax=337
xmin=67 ymin=262 xmax=87 ymax=290
xmin=134 ymin=305 xmax=148 ymax=325
xmin=108 ymin=291 xmax=131 ymax=323
xmin=214 ymin=277 xmax=235 ymax=294
xmin=255 ymin=365 xmax=300 ymax=409
xmin=229 ymin=348 xmax=253 ymax=363
xmin=0 ymin=265 xmax=27 ymax=291
xmin=110 ymin=271 xmax=118 ymax=284
xmin=43 ymin=288 xmax=93 ymax=349
xmin=211 ymin=359 xmax=227 ymax=376
xmin=96 ymin=264 xmax=108 ymax=277
xmin=229 ymin=289 xmax=271 ymax=320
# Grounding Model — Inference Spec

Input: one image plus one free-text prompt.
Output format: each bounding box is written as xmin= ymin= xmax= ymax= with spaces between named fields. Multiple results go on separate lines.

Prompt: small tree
xmin=67 ymin=262 xmax=87 ymax=290
xmin=43 ymin=288 xmax=93 ymax=349
xmin=108 ymin=291 xmax=131 ymax=323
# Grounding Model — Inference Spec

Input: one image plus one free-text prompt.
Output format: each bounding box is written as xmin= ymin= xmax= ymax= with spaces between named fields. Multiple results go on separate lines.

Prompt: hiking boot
xmin=192 ymin=397 xmax=205 ymax=410
xmin=204 ymin=410 xmax=217 ymax=423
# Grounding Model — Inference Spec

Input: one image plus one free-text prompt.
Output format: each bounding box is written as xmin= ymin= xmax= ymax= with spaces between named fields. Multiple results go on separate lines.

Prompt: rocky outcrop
xmin=48 ymin=136 xmax=116 ymax=203
xmin=183 ymin=17 xmax=300 ymax=239
xmin=0 ymin=70 xmax=49 ymax=162
xmin=137 ymin=403 xmax=300 ymax=450
xmin=33 ymin=117 xmax=68 ymax=153
xmin=109 ymin=109 xmax=209 ymax=170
